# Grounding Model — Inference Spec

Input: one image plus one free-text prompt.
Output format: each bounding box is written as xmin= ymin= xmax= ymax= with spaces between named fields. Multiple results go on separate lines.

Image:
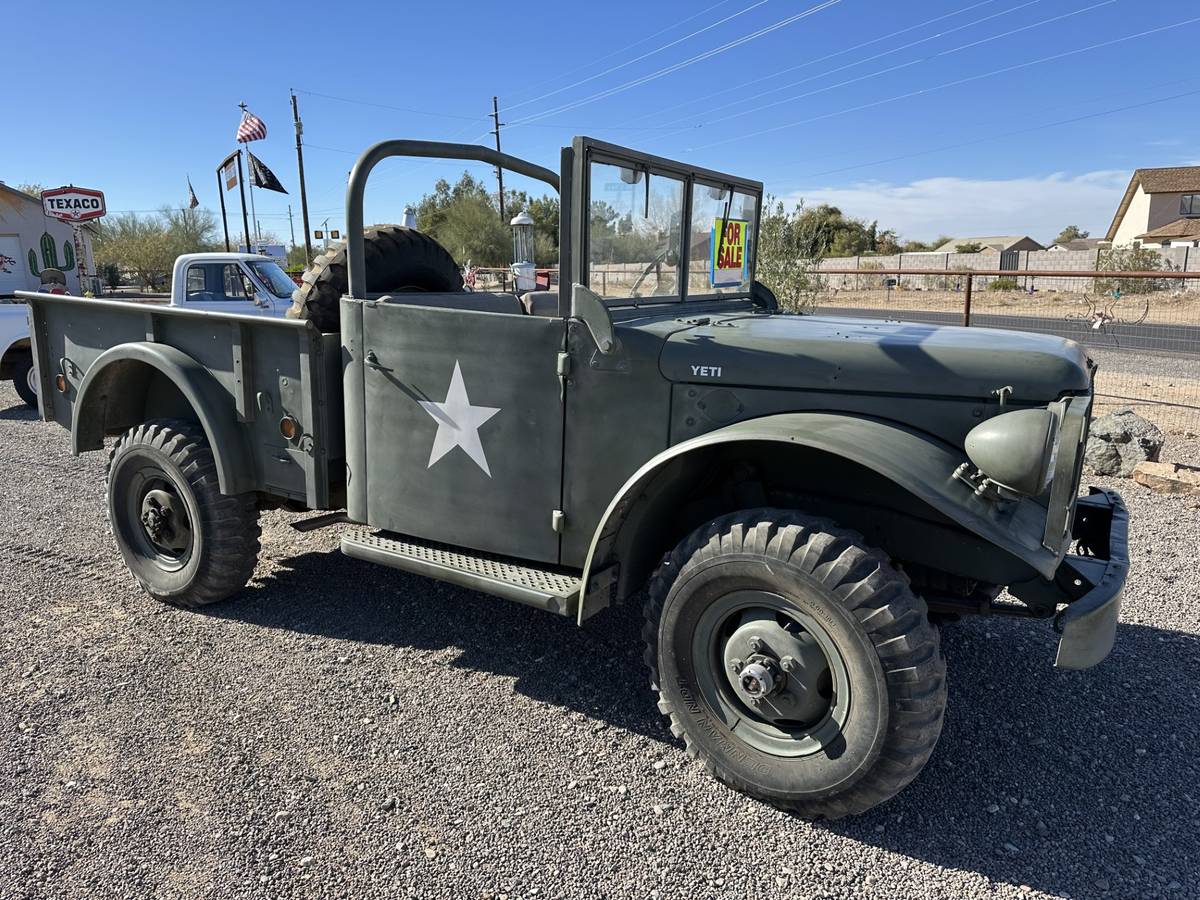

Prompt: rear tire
xmin=644 ymin=509 xmax=946 ymax=819
xmin=106 ymin=419 xmax=260 ymax=608
xmin=289 ymin=225 xmax=463 ymax=331
xmin=12 ymin=355 xmax=37 ymax=408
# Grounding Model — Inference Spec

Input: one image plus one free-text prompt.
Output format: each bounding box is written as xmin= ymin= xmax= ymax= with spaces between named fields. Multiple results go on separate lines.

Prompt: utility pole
xmin=287 ymin=204 xmax=296 ymax=251
xmin=291 ymin=90 xmax=313 ymax=264
xmin=491 ymin=96 xmax=505 ymax=220
xmin=320 ymin=217 xmax=330 ymax=253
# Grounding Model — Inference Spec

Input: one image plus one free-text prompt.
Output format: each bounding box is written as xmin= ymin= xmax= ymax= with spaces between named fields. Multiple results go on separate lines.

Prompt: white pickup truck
xmin=0 ymin=301 xmax=35 ymax=407
xmin=1 ymin=252 xmax=296 ymax=409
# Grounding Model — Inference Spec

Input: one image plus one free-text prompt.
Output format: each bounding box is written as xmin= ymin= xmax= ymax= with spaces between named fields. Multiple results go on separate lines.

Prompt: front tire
xmin=644 ymin=509 xmax=946 ymax=819
xmin=12 ymin=355 xmax=37 ymax=408
xmin=107 ymin=419 xmax=260 ymax=608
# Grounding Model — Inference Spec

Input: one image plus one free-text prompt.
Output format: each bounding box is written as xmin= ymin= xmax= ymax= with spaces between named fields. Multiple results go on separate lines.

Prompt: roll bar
xmin=345 ymin=139 xmax=560 ymax=299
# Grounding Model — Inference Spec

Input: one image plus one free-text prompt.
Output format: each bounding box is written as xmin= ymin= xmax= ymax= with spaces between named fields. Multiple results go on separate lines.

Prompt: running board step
xmin=341 ymin=529 xmax=580 ymax=617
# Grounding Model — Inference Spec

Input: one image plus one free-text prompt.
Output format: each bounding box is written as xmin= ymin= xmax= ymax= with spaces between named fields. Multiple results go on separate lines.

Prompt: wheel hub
xmin=737 ymin=659 xmax=780 ymax=701
xmin=139 ymin=488 xmax=191 ymax=554
xmin=723 ymin=610 xmax=833 ymax=725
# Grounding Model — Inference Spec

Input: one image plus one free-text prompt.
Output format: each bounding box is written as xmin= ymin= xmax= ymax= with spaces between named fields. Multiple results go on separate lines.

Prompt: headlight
xmin=964 ymin=408 xmax=1060 ymax=497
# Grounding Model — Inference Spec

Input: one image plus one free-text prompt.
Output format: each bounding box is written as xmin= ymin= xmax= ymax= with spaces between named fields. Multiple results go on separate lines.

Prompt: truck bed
xmin=21 ymin=291 xmax=344 ymax=510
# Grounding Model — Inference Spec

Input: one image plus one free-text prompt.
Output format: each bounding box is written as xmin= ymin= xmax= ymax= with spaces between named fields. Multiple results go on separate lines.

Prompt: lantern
xmin=510 ymin=212 xmax=536 ymax=292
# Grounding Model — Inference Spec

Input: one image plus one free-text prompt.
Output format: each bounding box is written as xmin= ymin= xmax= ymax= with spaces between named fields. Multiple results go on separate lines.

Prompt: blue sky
xmin=6 ymin=0 xmax=1199 ymax=244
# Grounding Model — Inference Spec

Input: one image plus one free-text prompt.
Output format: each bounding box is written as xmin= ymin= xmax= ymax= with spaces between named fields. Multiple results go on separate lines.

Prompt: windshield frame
xmin=576 ymin=137 xmax=763 ymax=307
xmin=246 ymin=259 xmax=298 ymax=299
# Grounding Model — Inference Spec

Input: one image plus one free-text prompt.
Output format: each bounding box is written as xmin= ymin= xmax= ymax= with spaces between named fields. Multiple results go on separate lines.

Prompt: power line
xmin=293 ymin=88 xmax=486 ymax=123
xmin=687 ymin=15 xmax=1200 ymax=151
xmin=650 ymin=0 xmax=1111 ymax=144
xmin=625 ymin=0 xmax=1005 ymax=125
xmin=509 ymin=0 xmax=737 ymax=101
xmin=504 ymin=0 xmax=770 ymax=112
xmin=507 ymin=0 xmax=845 ymax=127
xmin=657 ymin=0 xmax=1046 ymax=129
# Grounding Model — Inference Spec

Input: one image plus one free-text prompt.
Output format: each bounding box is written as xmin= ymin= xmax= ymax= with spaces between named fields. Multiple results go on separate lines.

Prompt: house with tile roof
xmin=1105 ymin=166 xmax=1200 ymax=248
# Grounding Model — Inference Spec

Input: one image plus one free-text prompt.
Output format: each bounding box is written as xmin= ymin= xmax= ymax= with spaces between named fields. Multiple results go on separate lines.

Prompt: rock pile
xmin=1084 ymin=409 xmax=1164 ymax=477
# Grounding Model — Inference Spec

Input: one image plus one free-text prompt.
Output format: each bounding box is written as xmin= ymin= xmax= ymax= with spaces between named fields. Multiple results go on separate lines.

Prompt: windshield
xmin=588 ymin=162 xmax=684 ymax=300
xmin=247 ymin=260 xmax=297 ymax=299
xmin=689 ymin=184 xmax=757 ymax=295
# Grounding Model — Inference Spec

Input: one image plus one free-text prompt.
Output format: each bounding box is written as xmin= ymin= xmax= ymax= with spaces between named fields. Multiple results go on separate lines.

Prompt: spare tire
xmin=289 ymin=225 xmax=463 ymax=332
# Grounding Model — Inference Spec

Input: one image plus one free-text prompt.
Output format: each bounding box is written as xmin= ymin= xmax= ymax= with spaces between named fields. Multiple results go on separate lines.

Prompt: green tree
xmin=756 ymin=197 xmax=826 ymax=313
xmin=14 ymin=183 xmax=44 ymax=197
xmin=955 ymin=242 xmax=984 ymax=254
xmin=900 ymin=235 xmax=951 ymax=252
xmin=93 ymin=212 xmax=175 ymax=290
xmin=414 ymin=173 xmax=560 ymax=268
xmin=159 ymin=205 xmax=219 ymax=257
xmin=1053 ymin=225 xmax=1089 ymax=245
xmin=875 ymin=228 xmax=900 ymax=255
xmin=286 ymin=244 xmax=310 ymax=270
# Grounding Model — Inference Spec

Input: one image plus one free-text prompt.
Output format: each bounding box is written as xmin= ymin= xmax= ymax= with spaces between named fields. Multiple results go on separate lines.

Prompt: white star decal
xmin=418 ymin=361 xmax=501 ymax=477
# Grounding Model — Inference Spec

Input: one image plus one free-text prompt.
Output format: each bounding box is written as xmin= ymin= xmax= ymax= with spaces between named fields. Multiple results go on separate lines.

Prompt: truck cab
xmin=171 ymin=252 xmax=295 ymax=316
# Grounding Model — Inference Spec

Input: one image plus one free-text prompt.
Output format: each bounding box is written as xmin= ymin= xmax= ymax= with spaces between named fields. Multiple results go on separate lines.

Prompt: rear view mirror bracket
xmin=571 ymin=283 xmax=619 ymax=355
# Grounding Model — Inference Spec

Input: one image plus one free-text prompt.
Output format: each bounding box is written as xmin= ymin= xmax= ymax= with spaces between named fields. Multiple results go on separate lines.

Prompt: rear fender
xmin=577 ymin=412 xmax=1060 ymax=621
xmin=72 ymin=342 xmax=255 ymax=495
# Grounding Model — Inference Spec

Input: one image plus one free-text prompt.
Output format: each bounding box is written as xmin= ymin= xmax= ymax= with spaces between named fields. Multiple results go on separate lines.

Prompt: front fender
xmin=72 ymin=342 xmax=255 ymax=495
xmin=577 ymin=411 xmax=1061 ymax=621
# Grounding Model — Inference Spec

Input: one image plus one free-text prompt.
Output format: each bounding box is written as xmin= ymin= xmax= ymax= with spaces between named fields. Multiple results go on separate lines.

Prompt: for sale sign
xmin=41 ymin=186 xmax=106 ymax=223
xmin=711 ymin=218 xmax=748 ymax=287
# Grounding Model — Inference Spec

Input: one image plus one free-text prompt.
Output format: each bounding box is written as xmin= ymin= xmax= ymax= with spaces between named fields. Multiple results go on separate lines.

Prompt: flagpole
xmin=239 ymin=102 xmax=261 ymax=250
xmin=236 ymin=150 xmax=251 ymax=252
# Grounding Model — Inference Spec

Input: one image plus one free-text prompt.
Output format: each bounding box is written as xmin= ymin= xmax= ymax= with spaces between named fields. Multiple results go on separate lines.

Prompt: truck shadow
xmin=219 ymin=547 xmax=1198 ymax=897
xmin=0 ymin=401 xmax=37 ymax=420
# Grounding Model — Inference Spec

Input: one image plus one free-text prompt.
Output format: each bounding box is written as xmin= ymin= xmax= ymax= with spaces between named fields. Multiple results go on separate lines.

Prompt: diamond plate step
xmin=341 ymin=529 xmax=580 ymax=617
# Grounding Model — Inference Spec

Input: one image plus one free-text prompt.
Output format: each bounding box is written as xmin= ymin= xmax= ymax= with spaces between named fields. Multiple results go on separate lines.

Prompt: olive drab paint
xmin=21 ymin=133 xmax=1127 ymax=679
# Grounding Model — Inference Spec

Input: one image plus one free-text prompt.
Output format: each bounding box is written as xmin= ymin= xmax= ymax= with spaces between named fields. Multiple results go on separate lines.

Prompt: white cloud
xmin=777 ymin=170 xmax=1131 ymax=242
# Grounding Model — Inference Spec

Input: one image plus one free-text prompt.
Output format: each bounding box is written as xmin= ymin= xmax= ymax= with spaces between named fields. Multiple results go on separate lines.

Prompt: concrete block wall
xmin=811 ymin=246 xmax=1200 ymax=293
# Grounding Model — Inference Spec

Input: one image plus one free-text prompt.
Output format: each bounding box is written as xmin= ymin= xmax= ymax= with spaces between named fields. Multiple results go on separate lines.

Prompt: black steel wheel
xmin=12 ymin=354 xmax=37 ymax=408
xmin=106 ymin=419 xmax=260 ymax=608
xmin=644 ymin=509 xmax=946 ymax=819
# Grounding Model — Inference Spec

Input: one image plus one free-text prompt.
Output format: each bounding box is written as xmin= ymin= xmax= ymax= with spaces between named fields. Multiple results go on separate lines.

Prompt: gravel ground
xmin=2 ymin=381 xmax=1198 ymax=900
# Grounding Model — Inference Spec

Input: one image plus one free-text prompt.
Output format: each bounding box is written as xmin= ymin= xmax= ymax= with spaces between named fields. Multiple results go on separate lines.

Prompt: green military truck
xmin=21 ymin=137 xmax=1127 ymax=819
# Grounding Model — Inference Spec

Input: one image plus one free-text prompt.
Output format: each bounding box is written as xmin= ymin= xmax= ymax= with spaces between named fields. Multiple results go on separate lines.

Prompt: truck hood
xmin=658 ymin=313 xmax=1092 ymax=401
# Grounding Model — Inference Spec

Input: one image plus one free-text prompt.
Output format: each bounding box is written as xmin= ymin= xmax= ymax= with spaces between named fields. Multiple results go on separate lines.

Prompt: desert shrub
xmin=1096 ymin=246 xmax=1162 ymax=295
xmin=988 ymin=276 xmax=1020 ymax=291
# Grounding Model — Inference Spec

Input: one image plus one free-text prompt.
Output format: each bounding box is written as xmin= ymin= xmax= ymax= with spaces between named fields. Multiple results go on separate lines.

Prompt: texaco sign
xmin=41 ymin=186 xmax=106 ymax=223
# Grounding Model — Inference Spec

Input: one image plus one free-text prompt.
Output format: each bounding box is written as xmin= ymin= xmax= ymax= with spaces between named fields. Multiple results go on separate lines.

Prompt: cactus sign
xmin=41 ymin=187 xmax=106 ymax=223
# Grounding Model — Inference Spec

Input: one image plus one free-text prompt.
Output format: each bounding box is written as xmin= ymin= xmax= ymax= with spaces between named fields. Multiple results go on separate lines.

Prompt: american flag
xmin=236 ymin=108 xmax=267 ymax=143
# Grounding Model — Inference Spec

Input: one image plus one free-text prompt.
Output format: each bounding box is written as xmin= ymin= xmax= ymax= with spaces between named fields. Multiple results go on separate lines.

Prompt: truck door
xmin=181 ymin=261 xmax=266 ymax=314
xmin=358 ymin=298 xmax=565 ymax=565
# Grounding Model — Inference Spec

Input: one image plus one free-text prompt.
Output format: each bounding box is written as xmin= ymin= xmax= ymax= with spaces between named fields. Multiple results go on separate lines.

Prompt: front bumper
xmin=1053 ymin=488 xmax=1129 ymax=670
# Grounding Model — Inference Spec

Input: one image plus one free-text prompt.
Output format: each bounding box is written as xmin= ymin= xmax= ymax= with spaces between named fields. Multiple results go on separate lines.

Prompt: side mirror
xmin=751 ymin=280 xmax=778 ymax=311
xmin=571 ymin=283 xmax=618 ymax=354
